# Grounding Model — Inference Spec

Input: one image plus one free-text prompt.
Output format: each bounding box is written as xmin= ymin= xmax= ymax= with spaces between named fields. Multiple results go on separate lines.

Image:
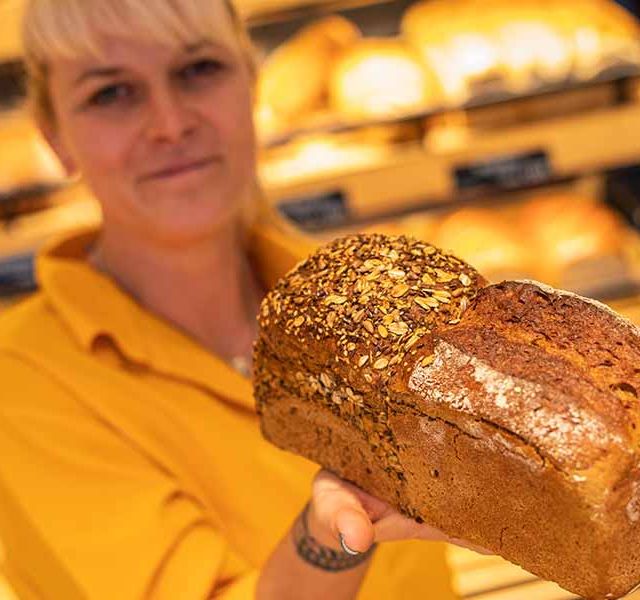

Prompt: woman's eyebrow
xmin=185 ymin=41 xmax=211 ymax=53
xmin=74 ymin=67 xmax=123 ymax=86
xmin=72 ymin=40 xmax=228 ymax=86
xmin=184 ymin=40 xmax=230 ymax=54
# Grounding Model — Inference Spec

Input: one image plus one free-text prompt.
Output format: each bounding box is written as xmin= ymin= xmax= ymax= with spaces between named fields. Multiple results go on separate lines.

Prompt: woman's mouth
xmin=141 ymin=156 xmax=219 ymax=181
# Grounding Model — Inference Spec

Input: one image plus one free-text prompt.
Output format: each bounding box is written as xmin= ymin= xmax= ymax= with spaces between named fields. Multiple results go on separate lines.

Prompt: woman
xmin=0 ymin=0 xmax=477 ymax=598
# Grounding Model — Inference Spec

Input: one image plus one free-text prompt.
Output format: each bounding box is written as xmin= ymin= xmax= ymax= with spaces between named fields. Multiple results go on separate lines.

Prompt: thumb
xmin=335 ymin=505 xmax=374 ymax=553
xmin=311 ymin=469 xmax=375 ymax=553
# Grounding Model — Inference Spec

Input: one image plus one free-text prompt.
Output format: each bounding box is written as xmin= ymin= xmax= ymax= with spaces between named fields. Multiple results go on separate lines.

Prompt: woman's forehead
xmin=54 ymin=37 xmax=233 ymax=77
xmin=26 ymin=0 xmax=239 ymax=66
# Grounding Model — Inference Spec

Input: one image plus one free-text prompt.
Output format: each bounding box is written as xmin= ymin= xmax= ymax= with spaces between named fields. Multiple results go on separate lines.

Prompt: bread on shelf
xmin=255 ymin=233 xmax=640 ymax=600
xmin=431 ymin=207 xmax=533 ymax=282
xmin=329 ymin=38 xmax=440 ymax=120
xmin=518 ymin=194 xmax=631 ymax=291
xmin=402 ymin=0 xmax=640 ymax=105
xmin=255 ymin=16 xmax=360 ymax=139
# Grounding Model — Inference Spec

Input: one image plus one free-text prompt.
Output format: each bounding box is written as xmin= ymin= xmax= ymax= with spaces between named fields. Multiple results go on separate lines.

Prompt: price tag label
xmin=277 ymin=190 xmax=349 ymax=231
xmin=455 ymin=151 xmax=552 ymax=191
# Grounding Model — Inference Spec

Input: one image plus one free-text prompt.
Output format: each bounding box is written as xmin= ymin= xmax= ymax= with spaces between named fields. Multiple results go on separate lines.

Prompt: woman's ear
xmin=37 ymin=116 xmax=78 ymax=177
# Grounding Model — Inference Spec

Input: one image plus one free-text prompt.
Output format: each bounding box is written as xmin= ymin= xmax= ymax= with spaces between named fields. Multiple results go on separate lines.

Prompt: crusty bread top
xmin=259 ymin=233 xmax=486 ymax=378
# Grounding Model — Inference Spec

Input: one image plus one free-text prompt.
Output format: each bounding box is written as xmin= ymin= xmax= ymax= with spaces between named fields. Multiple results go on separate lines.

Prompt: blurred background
xmin=2 ymin=0 xmax=640 ymax=598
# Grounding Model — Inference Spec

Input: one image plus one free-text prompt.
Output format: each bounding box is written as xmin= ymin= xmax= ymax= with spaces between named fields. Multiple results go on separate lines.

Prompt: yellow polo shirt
xmin=0 ymin=217 xmax=455 ymax=600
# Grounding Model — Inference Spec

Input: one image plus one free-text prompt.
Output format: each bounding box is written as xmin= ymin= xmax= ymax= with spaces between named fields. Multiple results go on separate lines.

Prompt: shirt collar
xmin=36 ymin=217 xmax=316 ymax=410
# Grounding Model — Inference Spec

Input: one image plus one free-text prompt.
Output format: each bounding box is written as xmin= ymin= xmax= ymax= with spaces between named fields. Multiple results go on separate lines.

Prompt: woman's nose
xmin=145 ymin=89 xmax=196 ymax=144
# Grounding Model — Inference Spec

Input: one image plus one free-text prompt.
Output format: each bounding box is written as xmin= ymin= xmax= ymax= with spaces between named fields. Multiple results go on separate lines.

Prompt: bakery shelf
xmin=260 ymin=69 xmax=640 ymax=150
xmin=263 ymin=91 xmax=640 ymax=225
xmin=242 ymin=0 xmax=393 ymax=26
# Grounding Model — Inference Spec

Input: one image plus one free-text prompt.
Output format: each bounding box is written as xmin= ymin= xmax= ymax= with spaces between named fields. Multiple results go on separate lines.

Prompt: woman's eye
xmin=180 ymin=59 xmax=224 ymax=81
xmin=88 ymin=84 xmax=133 ymax=107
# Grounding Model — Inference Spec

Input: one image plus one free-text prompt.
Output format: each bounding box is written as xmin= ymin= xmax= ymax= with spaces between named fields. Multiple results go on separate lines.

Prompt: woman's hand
xmin=308 ymin=468 xmax=491 ymax=555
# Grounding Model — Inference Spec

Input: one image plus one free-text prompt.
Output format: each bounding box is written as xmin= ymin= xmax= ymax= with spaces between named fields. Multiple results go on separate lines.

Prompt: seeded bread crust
xmin=254 ymin=234 xmax=640 ymax=600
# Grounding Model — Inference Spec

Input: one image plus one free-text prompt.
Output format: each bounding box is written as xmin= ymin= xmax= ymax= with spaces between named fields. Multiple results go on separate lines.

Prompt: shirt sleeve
xmin=0 ymin=354 xmax=259 ymax=600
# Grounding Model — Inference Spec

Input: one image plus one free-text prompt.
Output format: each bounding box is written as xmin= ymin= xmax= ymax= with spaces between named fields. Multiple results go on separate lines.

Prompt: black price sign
xmin=277 ymin=190 xmax=349 ymax=231
xmin=455 ymin=151 xmax=552 ymax=191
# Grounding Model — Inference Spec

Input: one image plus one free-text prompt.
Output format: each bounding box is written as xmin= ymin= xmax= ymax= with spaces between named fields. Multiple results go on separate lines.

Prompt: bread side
xmin=255 ymin=234 xmax=486 ymax=483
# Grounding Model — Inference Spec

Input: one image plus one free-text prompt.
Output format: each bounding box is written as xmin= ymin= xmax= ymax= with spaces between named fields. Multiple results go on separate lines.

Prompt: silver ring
xmin=339 ymin=533 xmax=361 ymax=556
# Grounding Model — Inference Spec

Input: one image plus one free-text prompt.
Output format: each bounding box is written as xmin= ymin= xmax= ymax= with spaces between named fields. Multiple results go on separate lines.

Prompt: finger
xmin=312 ymin=469 xmax=376 ymax=552
xmin=313 ymin=469 xmax=395 ymax=523
xmin=413 ymin=522 xmax=494 ymax=556
xmin=372 ymin=512 xmax=430 ymax=542
xmin=373 ymin=512 xmax=493 ymax=557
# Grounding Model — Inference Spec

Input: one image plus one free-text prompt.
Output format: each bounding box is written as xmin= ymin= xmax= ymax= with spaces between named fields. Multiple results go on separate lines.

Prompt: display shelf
xmin=260 ymin=70 xmax=639 ymax=149
xmin=264 ymin=92 xmax=640 ymax=227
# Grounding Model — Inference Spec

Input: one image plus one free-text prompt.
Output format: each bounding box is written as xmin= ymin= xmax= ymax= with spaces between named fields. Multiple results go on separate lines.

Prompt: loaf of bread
xmin=254 ymin=233 xmax=640 ymax=600
xmin=329 ymin=38 xmax=439 ymax=120
xmin=431 ymin=207 xmax=533 ymax=282
xmin=255 ymin=16 xmax=360 ymax=137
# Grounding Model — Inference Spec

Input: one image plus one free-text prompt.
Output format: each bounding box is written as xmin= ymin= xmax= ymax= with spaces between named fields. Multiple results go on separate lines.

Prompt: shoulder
xmin=0 ymin=291 xmax=75 ymax=353
xmin=0 ymin=292 xmax=52 ymax=347
xmin=0 ymin=293 xmax=80 ymax=405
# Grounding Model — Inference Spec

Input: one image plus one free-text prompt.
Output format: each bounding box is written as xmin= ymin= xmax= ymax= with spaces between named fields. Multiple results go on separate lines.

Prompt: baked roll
xmin=329 ymin=39 xmax=439 ymax=119
xmin=255 ymin=15 xmax=360 ymax=136
xmin=254 ymin=233 xmax=640 ymax=600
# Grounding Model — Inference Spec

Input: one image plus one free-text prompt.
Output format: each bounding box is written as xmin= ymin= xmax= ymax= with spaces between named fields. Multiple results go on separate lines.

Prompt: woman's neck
xmin=88 ymin=222 xmax=265 ymax=365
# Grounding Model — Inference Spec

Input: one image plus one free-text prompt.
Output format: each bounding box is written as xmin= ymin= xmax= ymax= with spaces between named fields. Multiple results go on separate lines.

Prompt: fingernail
xmin=339 ymin=533 xmax=361 ymax=556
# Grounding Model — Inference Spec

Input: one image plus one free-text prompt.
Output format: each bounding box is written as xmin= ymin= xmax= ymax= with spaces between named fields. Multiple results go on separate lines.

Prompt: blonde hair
xmin=22 ymin=0 xmax=258 ymax=124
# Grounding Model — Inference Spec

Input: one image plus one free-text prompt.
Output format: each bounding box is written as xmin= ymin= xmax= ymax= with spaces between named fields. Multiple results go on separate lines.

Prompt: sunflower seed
xmin=422 ymin=273 xmax=436 ymax=285
xmin=459 ymin=273 xmax=472 ymax=286
xmin=352 ymin=308 xmax=365 ymax=323
xmin=404 ymin=333 xmax=421 ymax=350
xmin=388 ymin=269 xmax=406 ymax=279
xmin=388 ymin=322 xmax=409 ymax=336
xmin=320 ymin=373 xmax=333 ymax=388
xmin=391 ymin=284 xmax=410 ymax=298
xmin=415 ymin=297 xmax=438 ymax=310
xmin=421 ymin=354 xmax=435 ymax=367
xmin=374 ymin=357 xmax=389 ymax=370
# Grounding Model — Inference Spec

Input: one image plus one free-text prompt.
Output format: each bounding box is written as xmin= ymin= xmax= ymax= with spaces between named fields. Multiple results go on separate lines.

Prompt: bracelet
xmin=292 ymin=502 xmax=377 ymax=572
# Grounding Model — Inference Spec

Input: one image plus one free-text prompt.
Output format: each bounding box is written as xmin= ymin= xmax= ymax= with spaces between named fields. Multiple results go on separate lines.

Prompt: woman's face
xmin=44 ymin=20 xmax=256 ymax=245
